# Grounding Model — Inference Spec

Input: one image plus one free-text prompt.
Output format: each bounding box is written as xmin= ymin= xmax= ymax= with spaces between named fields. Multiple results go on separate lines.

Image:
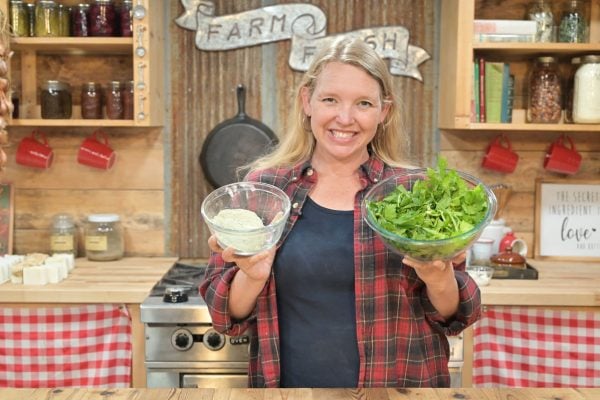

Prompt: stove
xmin=141 ymin=259 xmax=253 ymax=388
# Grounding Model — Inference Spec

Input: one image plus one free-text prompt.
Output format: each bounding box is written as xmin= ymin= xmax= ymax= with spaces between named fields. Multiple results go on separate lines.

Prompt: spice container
xmin=122 ymin=80 xmax=134 ymax=119
xmin=72 ymin=3 xmax=91 ymax=37
xmin=120 ymin=0 xmax=133 ymax=37
xmin=105 ymin=81 xmax=123 ymax=119
xmin=558 ymin=0 xmax=588 ymax=43
xmin=41 ymin=80 xmax=72 ymax=119
xmin=35 ymin=0 xmax=60 ymax=37
xmin=527 ymin=56 xmax=562 ymax=123
xmin=85 ymin=214 xmax=124 ymax=261
xmin=81 ymin=82 xmax=103 ymax=119
xmin=89 ymin=0 xmax=116 ymax=36
xmin=528 ymin=0 xmax=555 ymax=42
xmin=9 ymin=0 xmax=29 ymax=37
xmin=573 ymin=55 xmax=600 ymax=124
xmin=50 ymin=213 xmax=77 ymax=256
xmin=564 ymin=56 xmax=581 ymax=124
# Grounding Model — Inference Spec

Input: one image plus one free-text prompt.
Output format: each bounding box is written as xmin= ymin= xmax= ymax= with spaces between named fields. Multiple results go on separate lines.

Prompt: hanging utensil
xmin=133 ymin=0 xmax=146 ymax=20
xmin=489 ymin=183 xmax=512 ymax=220
xmin=135 ymin=25 xmax=146 ymax=58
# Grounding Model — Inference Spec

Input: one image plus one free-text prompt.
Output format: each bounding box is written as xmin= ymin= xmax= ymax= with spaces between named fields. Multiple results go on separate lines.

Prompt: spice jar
xmin=41 ymin=80 xmax=72 ymax=119
xmin=89 ymin=0 xmax=116 ymax=37
xmin=85 ymin=213 xmax=124 ymax=261
xmin=564 ymin=56 xmax=581 ymax=124
xmin=72 ymin=3 xmax=91 ymax=37
xmin=81 ymin=82 xmax=103 ymax=119
xmin=50 ymin=213 xmax=77 ymax=256
xmin=35 ymin=0 xmax=60 ymax=37
xmin=9 ymin=0 xmax=29 ymax=37
xmin=573 ymin=55 xmax=600 ymax=124
xmin=528 ymin=0 xmax=555 ymax=42
xmin=105 ymin=81 xmax=123 ymax=119
xmin=558 ymin=0 xmax=588 ymax=43
xmin=527 ymin=56 xmax=562 ymax=123
xmin=120 ymin=0 xmax=133 ymax=37
xmin=122 ymin=80 xmax=134 ymax=119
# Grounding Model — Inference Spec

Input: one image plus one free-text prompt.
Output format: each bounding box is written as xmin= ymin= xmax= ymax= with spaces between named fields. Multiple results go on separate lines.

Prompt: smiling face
xmin=301 ymin=61 xmax=390 ymax=165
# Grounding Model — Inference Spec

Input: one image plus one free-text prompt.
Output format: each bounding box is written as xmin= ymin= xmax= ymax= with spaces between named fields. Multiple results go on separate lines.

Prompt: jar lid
xmin=581 ymin=55 xmax=600 ymax=64
xmin=52 ymin=213 xmax=75 ymax=228
xmin=42 ymin=80 xmax=70 ymax=91
xmin=10 ymin=0 xmax=24 ymax=4
xmin=537 ymin=56 xmax=557 ymax=63
xmin=88 ymin=213 xmax=120 ymax=223
xmin=490 ymin=246 xmax=526 ymax=266
xmin=571 ymin=56 xmax=581 ymax=64
xmin=77 ymin=3 xmax=90 ymax=7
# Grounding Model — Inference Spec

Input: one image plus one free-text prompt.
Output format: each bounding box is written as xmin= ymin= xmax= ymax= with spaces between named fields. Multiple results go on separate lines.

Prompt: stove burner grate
xmin=149 ymin=261 xmax=207 ymax=297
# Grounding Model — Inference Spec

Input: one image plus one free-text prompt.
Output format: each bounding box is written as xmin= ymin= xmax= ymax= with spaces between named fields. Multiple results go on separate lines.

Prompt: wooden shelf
xmin=10 ymin=37 xmax=133 ymax=54
xmin=473 ymin=42 xmax=600 ymax=59
xmin=9 ymin=118 xmax=137 ymax=127
xmin=468 ymin=123 xmax=600 ymax=132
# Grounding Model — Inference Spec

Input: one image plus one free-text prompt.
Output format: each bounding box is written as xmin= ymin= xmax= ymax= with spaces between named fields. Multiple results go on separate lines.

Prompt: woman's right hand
xmin=208 ymin=235 xmax=275 ymax=283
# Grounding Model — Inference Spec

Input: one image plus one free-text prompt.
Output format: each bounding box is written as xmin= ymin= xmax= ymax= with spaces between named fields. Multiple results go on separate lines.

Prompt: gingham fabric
xmin=473 ymin=306 xmax=600 ymax=387
xmin=0 ymin=304 xmax=132 ymax=388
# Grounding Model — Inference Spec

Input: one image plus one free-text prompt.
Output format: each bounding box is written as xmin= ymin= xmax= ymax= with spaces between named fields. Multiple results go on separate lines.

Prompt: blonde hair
xmin=249 ymin=36 xmax=410 ymax=171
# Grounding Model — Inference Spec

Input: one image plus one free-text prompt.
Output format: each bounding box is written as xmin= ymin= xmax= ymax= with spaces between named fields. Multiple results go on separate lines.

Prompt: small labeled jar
xmin=85 ymin=213 xmax=124 ymax=261
xmin=9 ymin=0 xmax=29 ymax=37
xmin=50 ymin=213 xmax=77 ymax=256
xmin=72 ymin=3 xmax=91 ymax=37
xmin=89 ymin=0 xmax=116 ymax=37
xmin=558 ymin=0 xmax=588 ymax=43
xmin=120 ymin=0 xmax=133 ymax=37
xmin=573 ymin=55 xmax=600 ymax=124
xmin=122 ymin=80 xmax=134 ymax=119
xmin=527 ymin=56 xmax=562 ymax=123
xmin=105 ymin=81 xmax=123 ymax=119
xmin=41 ymin=80 xmax=72 ymax=119
xmin=35 ymin=0 xmax=59 ymax=37
xmin=81 ymin=82 xmax=103 ymax=119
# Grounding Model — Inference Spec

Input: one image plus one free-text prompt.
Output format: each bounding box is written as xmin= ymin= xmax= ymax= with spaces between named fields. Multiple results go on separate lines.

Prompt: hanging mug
xmin=544 ymin=134 xmax=582 ymax=175
xmin=77 ymin=130 xmax=116 ymax=170
xmin=16 ymin=130 xmax=54 ymax=169
xmin=481 ymin=134 xmax=519 ymax=173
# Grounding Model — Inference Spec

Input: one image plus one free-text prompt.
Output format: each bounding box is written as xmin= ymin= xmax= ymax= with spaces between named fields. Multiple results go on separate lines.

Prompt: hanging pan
xmin=200 ymin=84 xmax=278 ymax=188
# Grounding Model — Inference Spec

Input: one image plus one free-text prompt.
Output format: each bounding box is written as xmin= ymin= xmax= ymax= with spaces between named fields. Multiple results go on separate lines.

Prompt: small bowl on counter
xmin=466 ymin=265 xmax=495 ymax=286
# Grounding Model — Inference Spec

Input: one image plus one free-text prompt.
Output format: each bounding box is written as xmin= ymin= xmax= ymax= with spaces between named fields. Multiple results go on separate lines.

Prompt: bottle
xmin=105 ymin=81 xmax=123 ymax=119
xmin=50 ymin=213 xmax=77 ymax=256
xmin=558 ymin=0 xmax=588 ymax=43
xmin=35 ymin=0 xmax=60 ymax=37
xmin=9 ymin=0 xmax=28 ymax=37
xmin=72 ymin=3 xmax=91 ymax=37
xmin=573 ymin=55 xmax=600 ymax=124
xmin=564 ymin=56 xmax=581 ymax=124
xmin=527 ymin=56 xmax=562 ymax=123
xmin=85 ymin=214 xmax=124 ymax=261
xmin=528 ymin=0 xmax=556 ymax=42
xmin=89 ymin=0 xmax=116 ymax=37
xmin=41 ymin=80 xmax=72 ymax=119
xmin=81 ymin=82 xmax=103 ymax=119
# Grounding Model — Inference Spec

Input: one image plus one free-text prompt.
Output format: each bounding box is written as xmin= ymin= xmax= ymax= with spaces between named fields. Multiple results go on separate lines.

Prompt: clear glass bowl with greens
xmin=362 ymin=168 xmax=497 ymax=261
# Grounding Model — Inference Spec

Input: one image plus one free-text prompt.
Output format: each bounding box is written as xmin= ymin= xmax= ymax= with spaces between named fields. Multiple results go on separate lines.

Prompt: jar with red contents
xmin=105 ymin=81 xmax=123 ymax=119
xmin=89 ymin=0 xmax=116 ymax=37
xmin=119 ymin=0 xmax=133 ymax=37
xmin=121 ymin=80 xmax=134 ymax=119
xmin=81 ymin=82 xmax=103 ymax=119
xmin=72 ymin=3 xmax=90 ymax=37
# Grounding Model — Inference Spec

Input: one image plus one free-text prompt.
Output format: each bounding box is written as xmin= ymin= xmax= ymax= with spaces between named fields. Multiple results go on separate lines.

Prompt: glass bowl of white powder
xmin=201 ymin=182 xmax=291 ymax=256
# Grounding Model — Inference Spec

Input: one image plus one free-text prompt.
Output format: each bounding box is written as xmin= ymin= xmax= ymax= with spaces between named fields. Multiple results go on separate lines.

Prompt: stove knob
xmin=203 ymin=328 xmax=225 ymax=351
xmin=171 ymin=328 xmax=193 ymax=351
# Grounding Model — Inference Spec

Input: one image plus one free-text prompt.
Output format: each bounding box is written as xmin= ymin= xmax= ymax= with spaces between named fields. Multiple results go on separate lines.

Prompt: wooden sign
xmin=0 ymin=183 xmax=14 ymax=255
xmin=535 ymin=179 xmax=600 ymax=261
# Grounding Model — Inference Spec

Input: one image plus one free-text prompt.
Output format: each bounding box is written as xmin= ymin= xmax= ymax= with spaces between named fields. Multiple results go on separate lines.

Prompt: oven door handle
xmin=145 ymin=361 xmax=249 ymax=370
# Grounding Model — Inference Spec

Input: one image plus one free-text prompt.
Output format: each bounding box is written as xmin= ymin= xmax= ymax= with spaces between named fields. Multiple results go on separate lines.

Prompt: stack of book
xmin=473 ymin=58 xmax=514 ymax=123
xmin=473 ymin=19 xmax=536 ymax=43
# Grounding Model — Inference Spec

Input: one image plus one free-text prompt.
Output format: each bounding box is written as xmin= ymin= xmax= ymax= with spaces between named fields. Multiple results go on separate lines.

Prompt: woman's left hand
xmin=402 ymin=251 xmax=466 ymax=287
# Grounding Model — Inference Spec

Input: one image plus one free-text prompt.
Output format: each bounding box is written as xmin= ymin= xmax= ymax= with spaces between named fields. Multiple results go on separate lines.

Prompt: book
xmin=485 ymin=62 xmax=504 ymax=123
xmin=502 ymin=73 xmax=515 ymax=123
xmin=478 ymin=57 xmax=486 ymax=123
xmin=473 ymin=60 xmax=480 ymax=122
xmin=473 ymin=33 xmax=535 ymax=43
xmin=473 ymin=19 xmax=537 ymax=35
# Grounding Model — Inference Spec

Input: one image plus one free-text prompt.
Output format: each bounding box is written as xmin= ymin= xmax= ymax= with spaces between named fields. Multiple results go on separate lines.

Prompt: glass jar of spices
xmin=35 ymin=0 xmax=60 ymax=37
xmin=105 ymin=81 xmax=123 ymax=119
xmin=81 ymin=82 xmax=103 ymax=119
xmin=528 ymin=0 xmax=555 ymax=42
xmin=72 ymin=3 xmax=91 ymax=37
xmin=50 ymin=213 xmax=77 ymax=256
xmin=573 ymin=55 xmax=600 ymax=124
xmin=527 ymin=56 xmax=562 ymax=124
xmin=122 ymin=80 xmax=134 ymax=119
xmin=89 ymin=0 xmax=117 ymax=37
xmin=85 ymin=213 xmax=124 ymax=261
xmin=9 ymin=0 xmax=29 ymax=37
xmin=41 ymin=80 xmax=72 ymax=119
xmin=564 ymin=56 xmax=581 ymax=124
xmin=558 ymin=0 xmax=588 ymax=43
xmin=120 ymin=0 xmax=133 ymax=37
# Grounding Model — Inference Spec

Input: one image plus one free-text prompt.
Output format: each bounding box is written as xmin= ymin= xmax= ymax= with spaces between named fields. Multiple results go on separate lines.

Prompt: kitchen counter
xmin=1 ymin=387 xmax=599 ymax=399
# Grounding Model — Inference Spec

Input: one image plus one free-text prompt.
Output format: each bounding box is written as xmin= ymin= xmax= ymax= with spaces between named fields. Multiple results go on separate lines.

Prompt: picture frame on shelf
xmin=0 ymin=182 xmax=14 ymax=255
xmin=534 ymin=178 xmax=600 ymax=261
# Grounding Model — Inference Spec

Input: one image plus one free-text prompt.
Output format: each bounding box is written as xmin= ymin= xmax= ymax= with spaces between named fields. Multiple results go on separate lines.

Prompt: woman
xmin=200 ymin=37 xmax=481 ymax=388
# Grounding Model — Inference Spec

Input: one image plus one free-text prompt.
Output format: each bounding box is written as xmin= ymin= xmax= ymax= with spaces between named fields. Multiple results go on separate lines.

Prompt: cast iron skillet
xmin=199 ymin=84 xmax=278 ymax=188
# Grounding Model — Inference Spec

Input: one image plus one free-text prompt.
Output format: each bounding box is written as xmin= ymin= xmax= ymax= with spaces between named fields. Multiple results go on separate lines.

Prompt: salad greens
xmin=366 ymin=158 xmax=489 ymax=259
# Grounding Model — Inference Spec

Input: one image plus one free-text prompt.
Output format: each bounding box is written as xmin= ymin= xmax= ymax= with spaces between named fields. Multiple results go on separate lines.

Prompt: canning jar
xmin=564 ymin=56 xmax=581 ymax=123
xmin=105 ymin=81 xmax=123 ymax=119
xmin=527 ymin=56 xmax=562 ymax=123
xmin=89 ymin=0 xmax=116 ymax=36
xmin=9 ymin=0 xmax=29 ymax=37
xmin=50 ymin=213 xmax=77 ymax=256
xmin=72 ymin=3 xmax=90 ymax=36
xmin=35 ymin=0 xmax=59 ymax=37
xmin=81 ymin=82 xmax=103 ymax=119
xmin=122 ymin=80 xmax=134 ymax=119
xmin=26 ymin=2 xmax=35 ymax=36
xmin=558 ymin=0 xmax=588 ymax=43
xmin=41 ymin=80 xmax=72 ymax=119
xmin=120 ymin=0 xmax=133 ymax=37
xmin=573 ymin=55 xmax=600 ymax=124
xmin=85 ymin=214 xmax=124 ymax=261
xmin=58 ymin=4 xmax=71 ymax=36
xmin=528 ymin=0 xmax=555 ymax=42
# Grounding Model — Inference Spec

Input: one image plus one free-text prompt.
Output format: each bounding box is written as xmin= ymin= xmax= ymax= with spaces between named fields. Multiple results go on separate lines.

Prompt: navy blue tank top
xmin=274 ymin=196 xmax=358 ymax=388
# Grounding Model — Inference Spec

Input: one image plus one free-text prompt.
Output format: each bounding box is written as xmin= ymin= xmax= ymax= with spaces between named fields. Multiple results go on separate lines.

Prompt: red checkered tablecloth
xmin=473 ymin=306 xmax=600 ymax=387
xmin=0 ymin=304 xmax=132 ymax=388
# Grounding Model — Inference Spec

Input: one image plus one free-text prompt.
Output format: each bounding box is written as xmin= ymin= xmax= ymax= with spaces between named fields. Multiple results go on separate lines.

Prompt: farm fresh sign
xmin=175 ymin=1 xmax=430 ymax=81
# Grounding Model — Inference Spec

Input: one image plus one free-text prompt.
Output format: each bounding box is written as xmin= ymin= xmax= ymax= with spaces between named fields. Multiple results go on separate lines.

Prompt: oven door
xmin=146 ymin=363 xmax=248 ymax=388
xmin=182 ymin=373 xmax=248 ymax=388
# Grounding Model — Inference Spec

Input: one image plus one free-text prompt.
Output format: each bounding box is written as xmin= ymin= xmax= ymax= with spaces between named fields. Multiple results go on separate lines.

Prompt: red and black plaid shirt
xmin=200 ymin=155 xmax=481 ymax=388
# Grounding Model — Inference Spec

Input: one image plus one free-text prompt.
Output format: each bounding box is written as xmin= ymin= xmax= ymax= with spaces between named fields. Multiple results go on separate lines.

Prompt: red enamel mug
xmin=481 ymin=134 xmax=519 ymax=173
xmin=544 ymin=135 xmax=582 ymax=175
xmin=77 ymin=130 xmax=116 ymax=170
xmin=16 ymin=130 xmax=54 ymax=169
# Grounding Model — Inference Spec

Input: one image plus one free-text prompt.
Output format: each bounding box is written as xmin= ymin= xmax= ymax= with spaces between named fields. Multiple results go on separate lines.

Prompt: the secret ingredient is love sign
xmin=535 ymin=179 xmax=600 ymax=261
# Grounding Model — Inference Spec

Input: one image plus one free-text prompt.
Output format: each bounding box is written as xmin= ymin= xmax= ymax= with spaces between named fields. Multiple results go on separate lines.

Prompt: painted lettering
xmin=560 ymin=217 xmax=596 ymax=242
xmin=249 ymin=18 xmax=263 ymax=36
xmin=207 ymin=24 xmax=221 ymax=40
xmin=271 ymin=14 xmax=286 ymax=33
xmin=227 ymin=23 xmax=241 ymax=41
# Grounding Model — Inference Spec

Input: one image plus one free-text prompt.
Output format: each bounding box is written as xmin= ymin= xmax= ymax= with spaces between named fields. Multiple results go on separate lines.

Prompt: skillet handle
xmin=236 ymin=84 xmax=246 ymax=117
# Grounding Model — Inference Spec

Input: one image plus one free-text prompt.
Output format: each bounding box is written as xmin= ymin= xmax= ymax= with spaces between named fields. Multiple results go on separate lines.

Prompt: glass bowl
xmin=362 ymin=169 xmax=497 ymax=261
xmin=466 ymin=265 xmax=495 ymax=286
xmin=201 ymin=182 xmax=291 ymax=256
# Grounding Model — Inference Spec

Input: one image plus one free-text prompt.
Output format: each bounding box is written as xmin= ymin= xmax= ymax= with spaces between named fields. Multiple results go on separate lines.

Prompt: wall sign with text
xmin=534 ymin=179 xmax=600 ymax=261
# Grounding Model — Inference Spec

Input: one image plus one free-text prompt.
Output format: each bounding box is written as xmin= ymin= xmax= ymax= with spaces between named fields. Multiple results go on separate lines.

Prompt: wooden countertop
xmin=0 ymin=257 xmax=177 ymax=304
xmin=1 ymin=387 xmax=599 ymax=399
xmin=481 ymin=260 xmax=600 ymax=307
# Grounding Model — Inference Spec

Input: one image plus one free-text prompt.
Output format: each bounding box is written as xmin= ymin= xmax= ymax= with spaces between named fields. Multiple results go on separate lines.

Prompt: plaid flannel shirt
xmin=200 ymin=154 xmax=482 ymax=388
